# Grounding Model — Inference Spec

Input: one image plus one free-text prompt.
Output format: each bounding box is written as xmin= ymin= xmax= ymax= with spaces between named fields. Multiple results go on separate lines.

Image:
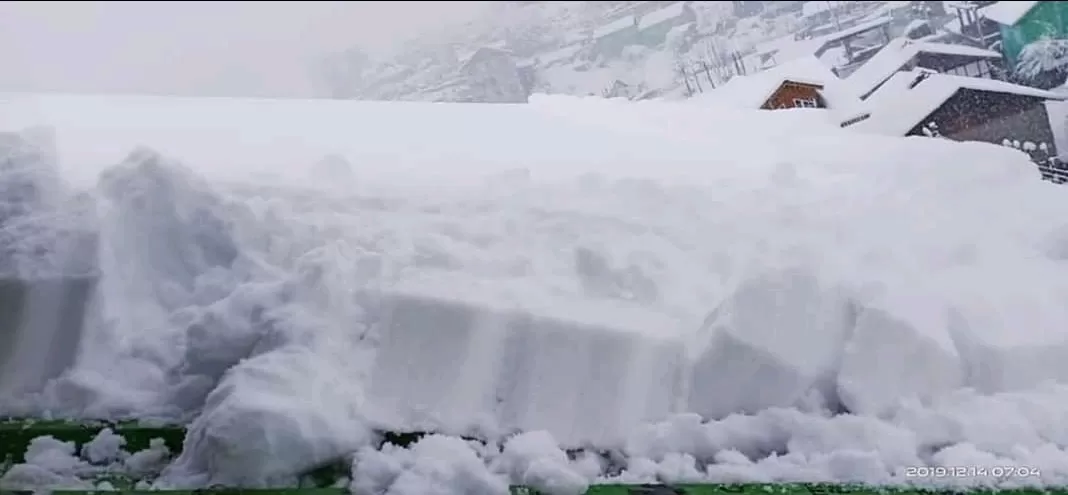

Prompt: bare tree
xmin=699 ymin=60 xmax=716 ymax=89
xmin=676 ymin=61 xmax=694 ymax=96
xmin=692 ymin=36 xmax=737 ymax=86
xmin=689 ymin=59 xmax=704 ymax=93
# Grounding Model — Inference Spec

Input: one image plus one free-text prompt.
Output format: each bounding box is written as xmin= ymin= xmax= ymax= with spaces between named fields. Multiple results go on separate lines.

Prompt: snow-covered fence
xmin=1037 ymin=157 xmax=1068 ymax=184
xmin=999 ymin=139 xmax=1068 ymax=185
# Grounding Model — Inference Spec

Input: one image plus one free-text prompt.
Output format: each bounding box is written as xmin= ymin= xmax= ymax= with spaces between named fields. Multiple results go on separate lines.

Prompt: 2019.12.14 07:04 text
xmin=904 ymin=466 xmax=1041 ymax=479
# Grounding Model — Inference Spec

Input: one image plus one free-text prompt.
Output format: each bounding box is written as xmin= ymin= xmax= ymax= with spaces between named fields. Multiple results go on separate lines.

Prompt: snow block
xmin=0 ymin=127 xmax=97 ymax=405
xmin=0 ymin=275 xmax=97 ymax=400
xmin=364 ymin=291 xmax=686 ymax=447
xmin=364 ymin=292 xmax=512 ymax=436
xmin=497 ymin=313 xmax=684 ymax=447
xmin=948 ymin=289 xmax=1068 ymax=394
xmin=687 ymin=269 xmax=856 ymax=419
xmin=837 ymin=292 xmax=965 ymax=415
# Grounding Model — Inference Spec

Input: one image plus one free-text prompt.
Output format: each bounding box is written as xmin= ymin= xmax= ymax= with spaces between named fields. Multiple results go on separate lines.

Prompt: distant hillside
xmin=315 ymin=1 xmax=940 ymax=103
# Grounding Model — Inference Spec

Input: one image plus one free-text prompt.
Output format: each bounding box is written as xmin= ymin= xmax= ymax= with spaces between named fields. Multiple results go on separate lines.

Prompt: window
xmin=945 ymin=60 xmax=992 ymax=78
xmin=792 ymin=97 xmax=819 ymax=108
xmin=840 ymin=113 xmax=871 ymax=128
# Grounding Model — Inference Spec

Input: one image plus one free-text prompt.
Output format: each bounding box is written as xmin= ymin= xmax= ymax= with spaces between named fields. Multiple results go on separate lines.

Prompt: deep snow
xmin=2 ymin=93 xmax=1068 ymax=491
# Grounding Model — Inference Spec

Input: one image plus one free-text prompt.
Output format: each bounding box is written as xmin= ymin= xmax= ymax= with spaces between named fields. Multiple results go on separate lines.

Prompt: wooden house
xmin=705 ymin=55 xmax=869 ymax=126
xmin=852 ymin=70 xmax=1066 ymax=156
xmin=846 ymin=37 xmax=1003 ymax=99
xmin=981 ymin=1 xmax=1068 ymax=66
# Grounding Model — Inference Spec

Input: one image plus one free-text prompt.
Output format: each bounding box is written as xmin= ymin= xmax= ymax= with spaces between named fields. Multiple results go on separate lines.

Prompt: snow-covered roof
xmin=904 ymin=19 xmax=930 ymax=36
xmin=459 ymin=47 xmax=513 ymax=70
xmin=532 ymin=44 xmax=582 ymax=67
xmin=854 ymin=70 xmax=1067 ymax=135
xmin=846 ymin=38 xmax=1002 ymax=99
xmin=708 ymin=55 xmax=856 ymax=110
xmin=802 ymin=1 xmax=847 ymax=18
xmin=980 ymin=1 xmax=1040 ymax=26
xmin=820 ymin=16 xmax=894 ymax=46
xmin=666 ymin=22 xmax=695 ymax=40
xmin=768 ymin=16 xmax=895 ymax=64
xmin=638 ymin=2 xmax=688 ymax=31
xmin=593 ymin=15 xmax=636 ymax=39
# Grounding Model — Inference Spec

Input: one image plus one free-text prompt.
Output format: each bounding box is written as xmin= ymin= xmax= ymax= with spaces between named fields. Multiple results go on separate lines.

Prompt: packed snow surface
xmin=3 ymin=92 xmax=1068 ymax=490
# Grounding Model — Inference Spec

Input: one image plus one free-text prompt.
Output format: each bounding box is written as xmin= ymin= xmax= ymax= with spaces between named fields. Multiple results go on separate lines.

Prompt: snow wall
xmin=3 ymin=93 xmax=1068 ymax=485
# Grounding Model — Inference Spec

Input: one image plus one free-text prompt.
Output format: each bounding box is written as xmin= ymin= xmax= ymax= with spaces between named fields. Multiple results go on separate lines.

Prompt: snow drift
xmin=2 ymin=93 xmax=1068 ymax=486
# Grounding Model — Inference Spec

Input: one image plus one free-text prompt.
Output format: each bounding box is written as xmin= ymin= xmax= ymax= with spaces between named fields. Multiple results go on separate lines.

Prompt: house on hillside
xmin=455 ymin=47 xmax=530 ymax=103
xmin=801 ymin=1 xmax=849 ymax=28
xmin=762 ymin=17 xmax=894 ymax=74
xmin=706 ymin=55 xmax=868 ymax=125
xmin=732 ymin=1 xmax=766 ymax=18
xmin=981 ymin=2 xmax=1068 ymax=66
xmin=525 ymin=44 xmax=583 ymax=70
xmin=847 ymin=38 xmax=1003 ymax=99
xmin=945 ymin=1 xmax=1001 ymax=46
xmin=637 ymin=2 xmax=697 ymax=46
xmin=853 ymin=70 xmax=1066 ymax=157
xmin=591 ymin=15 xmax=639 ymax=59
xmin=815 ymin=17 xmax=896 ymax=72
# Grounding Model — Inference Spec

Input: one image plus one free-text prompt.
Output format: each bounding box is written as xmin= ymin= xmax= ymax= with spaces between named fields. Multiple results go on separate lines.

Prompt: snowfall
xmin=2 ymin=91 xmax=1068 ymax=494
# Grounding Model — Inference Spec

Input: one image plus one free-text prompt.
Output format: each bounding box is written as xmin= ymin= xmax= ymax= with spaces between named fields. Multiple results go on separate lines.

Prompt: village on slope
xmin=319 ymin=1 xmax=1068 ymax=183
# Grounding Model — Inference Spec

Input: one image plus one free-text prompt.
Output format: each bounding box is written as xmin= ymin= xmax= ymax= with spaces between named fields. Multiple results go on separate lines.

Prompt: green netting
xmin=0 ymin=418 xmax=185 ymax=463
xmin=0 ymin=485 xmax=1057 ymax=495
xmin=3 ymin=422 xmax=1066 ymax=494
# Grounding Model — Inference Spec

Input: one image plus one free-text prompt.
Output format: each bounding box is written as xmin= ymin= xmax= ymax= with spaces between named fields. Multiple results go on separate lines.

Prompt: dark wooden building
xmin=856 ymin=70 xmax=1066 ymax=157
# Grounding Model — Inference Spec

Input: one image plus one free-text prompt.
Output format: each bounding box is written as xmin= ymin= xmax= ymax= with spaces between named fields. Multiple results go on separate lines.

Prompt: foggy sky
xmin=0 ymin=1 xmax=490 ymax=98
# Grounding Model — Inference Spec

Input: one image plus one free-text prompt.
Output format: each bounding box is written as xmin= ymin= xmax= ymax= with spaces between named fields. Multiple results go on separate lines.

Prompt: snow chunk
xmin=0 ymin=435 xmax=94 ymax=490
xmin=838 ymin=290 xmax=966 ymax=415
xmin=82 ymin=427 xmax=127 ymax=464
xmin=687 ymin=268 xmax=857 ymax=419
xmin=947 ymin=268 xmax=1068 ymax=394
xmin=124 ymin=438 xmax=172 ymax=478
xmin=162 ymin=345 xmax=373 ymax=487
xmin=350 ymin=434 xmax=508 ymax=495
xmin=497 ymin=431 xmax=589 ymax=495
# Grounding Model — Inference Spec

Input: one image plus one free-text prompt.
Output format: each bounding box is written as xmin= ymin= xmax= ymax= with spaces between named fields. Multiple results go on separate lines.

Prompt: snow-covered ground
xmin=2 ymin=92 xmax=1068 ymax=492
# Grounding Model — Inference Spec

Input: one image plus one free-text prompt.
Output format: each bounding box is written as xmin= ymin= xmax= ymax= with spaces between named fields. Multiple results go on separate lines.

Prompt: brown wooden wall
xmin=762 ymin=81 xmax=826 ymax=110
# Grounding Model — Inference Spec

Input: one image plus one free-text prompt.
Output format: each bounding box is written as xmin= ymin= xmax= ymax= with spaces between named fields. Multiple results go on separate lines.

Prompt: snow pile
xmin=350 ymin=431 xmax=596 ymax=495
xmin=0 ymin=429 xmax=172 ymax=491
xmin=1 ymin=93 xmax=1068 ymax=487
